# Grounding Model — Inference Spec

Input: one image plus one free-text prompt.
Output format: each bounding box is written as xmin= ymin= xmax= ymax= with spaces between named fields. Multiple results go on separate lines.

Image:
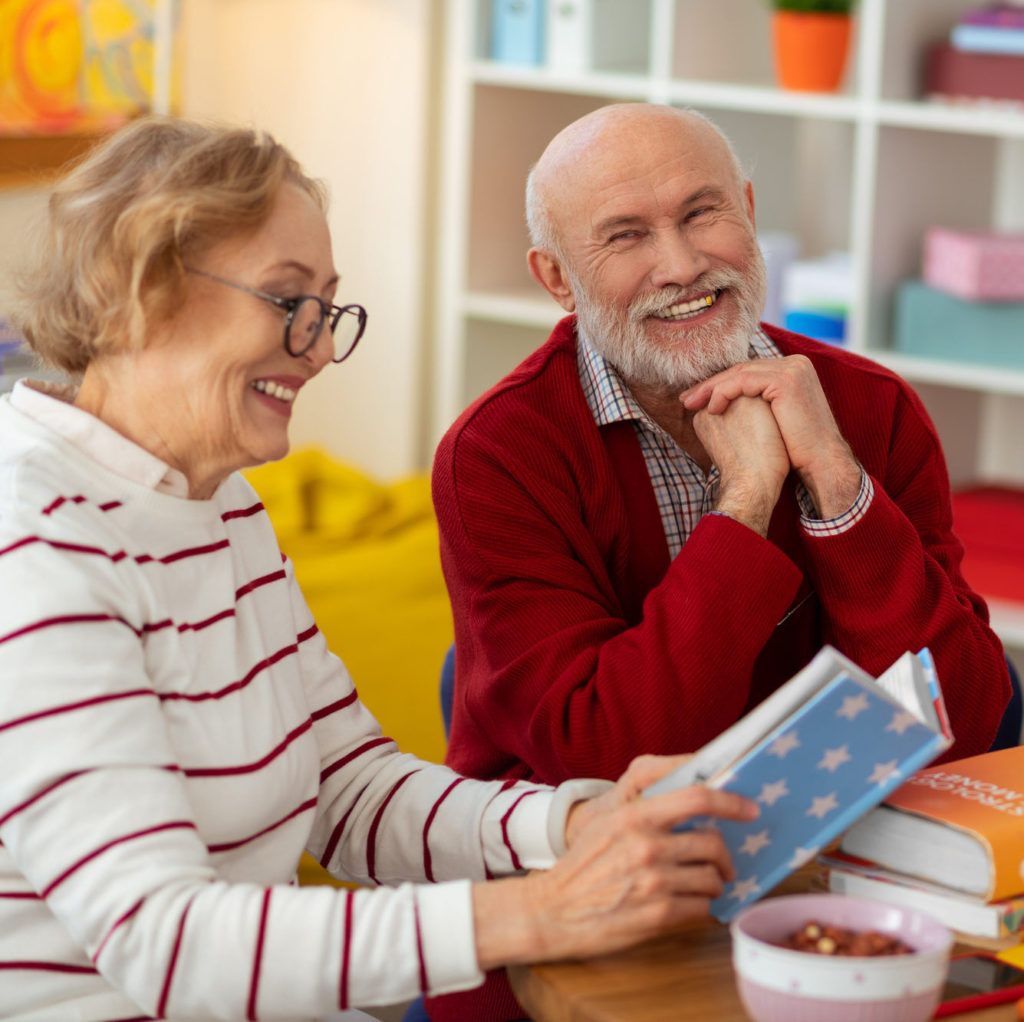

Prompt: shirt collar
xmin=577 ymin=324 xmax=781 ymax=430
xmin=10 ymin=378 xmax=191 ymax=498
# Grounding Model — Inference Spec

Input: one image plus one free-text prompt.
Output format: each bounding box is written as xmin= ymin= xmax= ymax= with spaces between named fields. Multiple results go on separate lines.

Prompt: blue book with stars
xmin=644 ymin=645 xmax=951 ymax=922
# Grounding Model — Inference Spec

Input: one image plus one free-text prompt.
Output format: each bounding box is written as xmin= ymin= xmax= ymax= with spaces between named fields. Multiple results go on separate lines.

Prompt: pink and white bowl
xmin=730 ymin=893 xmax=953 ymax=1022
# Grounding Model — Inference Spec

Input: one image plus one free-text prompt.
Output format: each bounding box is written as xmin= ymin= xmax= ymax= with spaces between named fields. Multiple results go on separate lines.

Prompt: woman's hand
xmin=471 ymin=755 xmax=758 ymax=970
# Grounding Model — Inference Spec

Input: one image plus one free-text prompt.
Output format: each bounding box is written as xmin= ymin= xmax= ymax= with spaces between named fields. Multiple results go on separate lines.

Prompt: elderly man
xmin=426 ymin=99 xmax=1010 ymax=1022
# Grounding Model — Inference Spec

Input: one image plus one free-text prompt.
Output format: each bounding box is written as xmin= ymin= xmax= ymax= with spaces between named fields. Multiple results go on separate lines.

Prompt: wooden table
xmin=508 ymin=872 xmax=1018 ymax=1022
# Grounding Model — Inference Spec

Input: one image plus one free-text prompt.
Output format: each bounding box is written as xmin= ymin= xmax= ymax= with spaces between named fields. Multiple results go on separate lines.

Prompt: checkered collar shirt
xmin=576 ymin=327 xmax=872 ymax=558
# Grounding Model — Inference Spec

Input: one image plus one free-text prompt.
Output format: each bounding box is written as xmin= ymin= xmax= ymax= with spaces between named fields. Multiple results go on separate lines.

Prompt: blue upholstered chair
xmin=990 ymin=656 xmax=1022 ymax=751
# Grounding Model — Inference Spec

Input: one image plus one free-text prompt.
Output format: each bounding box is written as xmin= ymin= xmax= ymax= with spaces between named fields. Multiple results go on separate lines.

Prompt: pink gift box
xmin=923 ymin=227 xmax=1024 ymax=302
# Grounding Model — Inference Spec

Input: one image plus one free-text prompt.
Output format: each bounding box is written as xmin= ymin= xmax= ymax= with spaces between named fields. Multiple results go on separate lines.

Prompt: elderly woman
xmin=0 ymin=117 xmax=756 ymax=1022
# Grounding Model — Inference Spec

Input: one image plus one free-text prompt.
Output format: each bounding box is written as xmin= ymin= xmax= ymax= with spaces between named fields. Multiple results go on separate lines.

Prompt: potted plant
xmin=770 ymin=0 xmax=857 ymax=93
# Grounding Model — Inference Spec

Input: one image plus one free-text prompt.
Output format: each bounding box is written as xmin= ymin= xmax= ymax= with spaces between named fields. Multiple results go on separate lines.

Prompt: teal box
xmin=893 ymin=280 xmax=1024 ymax=369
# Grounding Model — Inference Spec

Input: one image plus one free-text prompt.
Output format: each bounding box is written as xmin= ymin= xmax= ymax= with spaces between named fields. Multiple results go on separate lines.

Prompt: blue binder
xmin=492 ymin=0 xmax=544 ymax=66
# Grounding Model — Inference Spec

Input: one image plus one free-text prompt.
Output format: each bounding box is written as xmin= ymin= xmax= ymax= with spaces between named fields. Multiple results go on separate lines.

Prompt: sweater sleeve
xmin=433 ymin=412 xmax=805 ymax=784
xmin=797 ymin=385 xmax=1009 ymax=760
xmin=0 ymin=513 xmax=562 ymax=1017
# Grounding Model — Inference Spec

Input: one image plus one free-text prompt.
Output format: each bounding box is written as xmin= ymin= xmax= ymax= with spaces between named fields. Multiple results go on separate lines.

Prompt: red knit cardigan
xmin=426 ymin=317 xmax=1009 ymax=1022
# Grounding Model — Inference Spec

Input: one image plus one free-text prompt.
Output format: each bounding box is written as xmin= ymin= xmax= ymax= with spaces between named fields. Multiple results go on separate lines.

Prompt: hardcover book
xmin=644 ymin=645 xmax=952 ymax=921
xmin=838 ymin=745 xmax=1024 ymax=902
xmin=823 ymin=851 xmax=1024 ymax=941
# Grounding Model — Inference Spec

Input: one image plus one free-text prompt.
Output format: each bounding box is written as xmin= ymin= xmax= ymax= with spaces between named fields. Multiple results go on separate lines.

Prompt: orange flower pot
xmin=772 ymin=10 xmax=853 ymax=93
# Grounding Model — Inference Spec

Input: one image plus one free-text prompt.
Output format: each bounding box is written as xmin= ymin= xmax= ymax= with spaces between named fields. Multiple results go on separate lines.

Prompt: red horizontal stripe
xmin=178 ymin=607 xmax=235 ymax=633
xmin=0 ymin=612 xmax=139 ymax=647
xmin=367 ymin=771 xmax=416 ymax=884
xmin=0 ymin=575 xmax=282 ymax=649
xmin=184 ymin=718 xmax=312 ymax=777
xmin=320 ymin=737 xmax=394 ymax=785
xmin=42 ymin=821 xmax=196 ymax=898
xmin=247 ymin=888 xmax=272 ymax=1020
xmin=235 ymin=569 xmax=286 ymax=601
xmin=339 ymin=889 xmax=354 ymax=1009
xmin=160 ymin=639 xmax=300 ymax=703
xmin=155 ymin=539 xmax=230 ymax=564
xmin=414 ymin=898 xmax=428 ymax=993
xmin=500 ymin=791 xmax=540 ymax=872
xmin=40 ymin=495 xmax=123 ymax=516
xmin=0 ymin=770 xmax=86 ymax=828
xmin=222 ymin=502 xmax=264 ymax=521
xmin=321 ymin=784 xmax=370 ymax=867
xmin=0 ymin=891 xmax=40 ymax=900
xmin=0 ymin=688 xmax=155 ymax=736
xmin=0 ymin=960 xmax=96 ymax=975
xmin=92 ymin=897 xmax=144 ymax=963
xmin=158 ymin=896 xmax=194 ymax=1017
xmin=207 ymin=797 xmax=317 ymax=854
xmin=422 ymin=777 xmax=467 ymax=883
xmin=0 ymin=535 xmax=229 ymax=566
xmin=310 ymin=690 xmax=358 ymax=721
xmin=41 ymin=494 xmax=85 ymax=516
xmin=297 ymin=622 xmax=318 ymax=643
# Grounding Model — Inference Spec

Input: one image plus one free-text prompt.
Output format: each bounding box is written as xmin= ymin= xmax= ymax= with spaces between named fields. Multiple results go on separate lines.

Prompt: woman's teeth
xmin=652 ymin=291 xmax=719 ymax=320
xmin=251 ymin=379 xmax=296 ymax=403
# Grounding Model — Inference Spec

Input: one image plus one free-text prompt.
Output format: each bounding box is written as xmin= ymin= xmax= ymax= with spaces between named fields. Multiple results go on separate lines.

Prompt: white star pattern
xmin=806 ymin=792 xmax=839 ymax=819
xmin=758 ymin=779 xmax=790 ymax=806
xmin=836 ymin=692 xmax=870 ymax=720
xmin=738 ymin=830 xmax=771 ymax=856
xmin=817 ymin=745 xmax=851 ymax=772
xmin=768 ymin=731 xmax=800 ymax=758
xmin=886 ymin=710 xmax=918 ymax=735
xmin=789 ymin=846 xmax=818 ymax=869
xmin=693 ymin=651 xmax=946 ymax=926
xmin=728 ymin=876 xmax=762 ymax=902
xmin=868 ymin=760 xmax=901 ymax=785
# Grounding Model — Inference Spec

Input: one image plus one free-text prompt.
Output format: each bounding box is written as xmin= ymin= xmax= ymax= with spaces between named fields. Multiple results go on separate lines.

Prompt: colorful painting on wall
xmin=0 ymin=0 xmax=176 ymax=134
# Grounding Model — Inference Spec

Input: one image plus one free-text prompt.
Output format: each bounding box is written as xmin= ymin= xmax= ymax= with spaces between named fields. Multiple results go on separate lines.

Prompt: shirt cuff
xmin=798 ymin=471 xmax=874 ymax=537
xmin=546 ymin=778 xmax=615 ymax=856
xmin=416 ymin=879 xmax=485 ymax=994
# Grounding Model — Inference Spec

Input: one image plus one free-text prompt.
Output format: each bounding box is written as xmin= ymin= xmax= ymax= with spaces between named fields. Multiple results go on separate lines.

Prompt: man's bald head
xmin=525 ymin=104 xmax=746 ymax=258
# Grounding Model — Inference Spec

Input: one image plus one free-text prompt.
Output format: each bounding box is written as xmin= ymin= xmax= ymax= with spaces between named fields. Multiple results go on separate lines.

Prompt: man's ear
xmin=527 ymin=248 xmax=576 ymax=313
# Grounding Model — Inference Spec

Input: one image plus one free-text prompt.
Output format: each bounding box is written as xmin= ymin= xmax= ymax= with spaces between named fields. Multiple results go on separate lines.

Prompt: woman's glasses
xmin=186 ymin=268 xmax=367 ymax=364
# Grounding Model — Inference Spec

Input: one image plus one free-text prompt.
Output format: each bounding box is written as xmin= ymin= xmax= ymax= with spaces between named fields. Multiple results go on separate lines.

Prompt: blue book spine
xmin=951 ymin=23 xmax=1024 ymax=55
xmin=691 ymin=673 xmax=950 ymax=922
xmin=492 ymin=0 xmax=545 ymax=65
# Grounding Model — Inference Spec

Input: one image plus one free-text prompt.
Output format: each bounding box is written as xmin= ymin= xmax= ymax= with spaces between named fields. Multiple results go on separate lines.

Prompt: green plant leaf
xmin=770 ymin=0 xmax=855 ymax=12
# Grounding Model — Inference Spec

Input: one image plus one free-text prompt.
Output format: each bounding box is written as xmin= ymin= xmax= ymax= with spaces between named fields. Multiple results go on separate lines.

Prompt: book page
xmin=873 ymin=650 xmax=940 ymax=732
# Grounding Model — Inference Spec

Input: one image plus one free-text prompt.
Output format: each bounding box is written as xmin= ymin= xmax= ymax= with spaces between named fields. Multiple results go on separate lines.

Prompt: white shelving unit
xmin=431 ymin=0 xmax=1024 ymax=650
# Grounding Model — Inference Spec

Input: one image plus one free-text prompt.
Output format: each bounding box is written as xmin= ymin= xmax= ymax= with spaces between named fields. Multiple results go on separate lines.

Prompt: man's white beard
xmin=572 ymin=254 xmax=768 ymax=391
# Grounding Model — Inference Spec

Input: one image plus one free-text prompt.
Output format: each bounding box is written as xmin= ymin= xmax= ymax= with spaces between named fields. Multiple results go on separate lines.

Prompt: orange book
xmin=839 ymin=746 xmax=1024 ymax=902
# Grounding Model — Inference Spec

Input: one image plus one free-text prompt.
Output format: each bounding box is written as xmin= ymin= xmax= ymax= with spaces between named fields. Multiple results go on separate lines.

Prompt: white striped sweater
xmin=0 ymin=393 xmax=566 ymax=1021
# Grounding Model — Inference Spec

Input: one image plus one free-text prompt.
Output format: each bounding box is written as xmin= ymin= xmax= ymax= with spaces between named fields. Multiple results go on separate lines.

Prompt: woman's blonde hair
xmin=10 ymin=116 xmax=326 ymax=374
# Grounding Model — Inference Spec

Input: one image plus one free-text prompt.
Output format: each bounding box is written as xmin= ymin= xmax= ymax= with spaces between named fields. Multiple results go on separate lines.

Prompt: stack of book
xmin=821 ymin=746 xmax=1024 ymax=948
xmin=924 ymin=4 xmax=1024 ymax=108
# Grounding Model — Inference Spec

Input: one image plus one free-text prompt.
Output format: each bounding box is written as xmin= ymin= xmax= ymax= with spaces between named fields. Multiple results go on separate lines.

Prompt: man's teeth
xmin=652 ymin=291 xmax=718 ymax=320
xmin=252 ymin=380 xmax=296 ymax=403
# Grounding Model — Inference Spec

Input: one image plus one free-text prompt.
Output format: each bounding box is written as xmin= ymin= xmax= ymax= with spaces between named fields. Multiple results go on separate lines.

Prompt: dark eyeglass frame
xmin=185 ymin=267 xmax=367 ymax=364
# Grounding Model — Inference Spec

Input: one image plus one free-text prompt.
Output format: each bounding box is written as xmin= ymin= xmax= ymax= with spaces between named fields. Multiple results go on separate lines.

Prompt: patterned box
xmin=923 ymin=227 xmax=1024 ymax=301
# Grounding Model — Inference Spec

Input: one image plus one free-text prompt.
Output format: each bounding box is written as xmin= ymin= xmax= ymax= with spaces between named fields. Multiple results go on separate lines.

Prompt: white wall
xmin=179 ymin=0 xmax=438 ymax=478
